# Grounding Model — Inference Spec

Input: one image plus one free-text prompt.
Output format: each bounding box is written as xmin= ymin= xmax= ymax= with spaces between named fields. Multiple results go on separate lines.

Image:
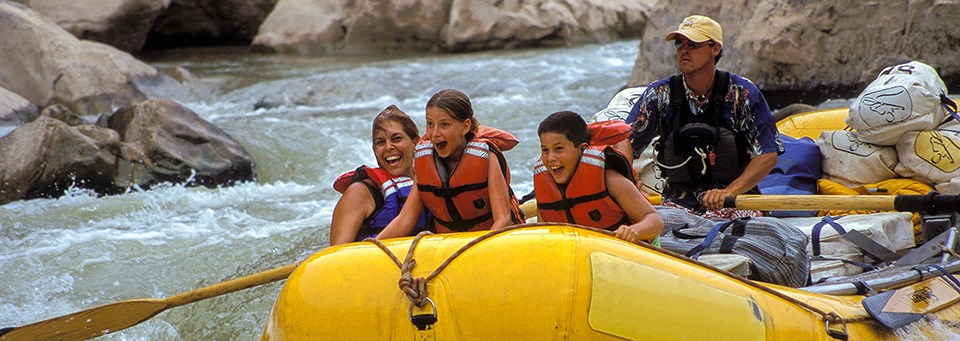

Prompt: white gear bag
xmin=847 ymin=61 xmax=949 ymax=146
xmin=896 ymin=118 xmax=960 ymax=185
xmin=816 ymin=130 xmax=899 ymax=187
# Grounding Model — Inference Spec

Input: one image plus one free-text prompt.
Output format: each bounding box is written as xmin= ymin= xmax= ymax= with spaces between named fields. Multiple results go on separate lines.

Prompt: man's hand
xmin=702 ymin=188 xmax=733 ymax=211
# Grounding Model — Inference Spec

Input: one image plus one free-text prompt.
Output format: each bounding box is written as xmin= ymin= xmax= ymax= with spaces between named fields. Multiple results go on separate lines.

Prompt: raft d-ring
xmin=409 ymin=297 xmax=438 ymax=331
xmin=825 ymin=318 xmax=848 ymax=341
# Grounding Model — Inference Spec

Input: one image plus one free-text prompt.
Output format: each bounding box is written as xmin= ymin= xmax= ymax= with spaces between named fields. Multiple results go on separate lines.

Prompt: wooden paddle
xmin=863 ymin=269 xmax=960 ymax=329
xmin=0 ymin=263 xmax=296 ymax=341
xmin=724 ymin=193 xmax=960 ymax=212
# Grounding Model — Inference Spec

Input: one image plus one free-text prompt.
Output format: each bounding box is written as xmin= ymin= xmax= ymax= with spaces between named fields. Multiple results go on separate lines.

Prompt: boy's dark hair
xmin=538 ymin=111 xmax=590 ymax=146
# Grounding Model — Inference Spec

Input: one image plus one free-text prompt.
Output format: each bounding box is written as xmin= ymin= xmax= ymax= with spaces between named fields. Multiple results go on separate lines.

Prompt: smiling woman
xmin=328 ymin=105 xmax=431 ymax=245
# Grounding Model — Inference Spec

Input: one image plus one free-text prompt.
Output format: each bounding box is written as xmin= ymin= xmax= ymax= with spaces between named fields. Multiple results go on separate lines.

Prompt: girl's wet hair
xmin=426 ymin=89 xmax=479 ymax=133
xmin=538 ymin=111 xmax=590 ymax=146
xmin=372 ymin=105 xmax=419 ymax=141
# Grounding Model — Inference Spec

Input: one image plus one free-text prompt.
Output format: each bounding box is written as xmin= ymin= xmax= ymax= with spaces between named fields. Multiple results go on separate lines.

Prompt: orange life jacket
xmin=415 ymin=128 xmax=523 ymax=232
xmin=534 ymin=120 xmax=637 ymax=230
xmin=534 ymin=146 xmax=634 ymax=231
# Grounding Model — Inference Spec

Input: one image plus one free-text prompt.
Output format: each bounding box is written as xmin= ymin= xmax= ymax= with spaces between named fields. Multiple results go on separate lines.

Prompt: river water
xmin=1 ymin=40 xmax=644 ymax=339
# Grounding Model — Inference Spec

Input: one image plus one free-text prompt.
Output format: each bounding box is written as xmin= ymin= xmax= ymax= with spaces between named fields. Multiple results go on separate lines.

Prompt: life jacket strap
xmin=537 ymin=191 xmax=609 ymax=211
xmin=435 ymin=212 xmax=493 ymax=232
xmin=417 ymin=182 xmax=488 ymax=198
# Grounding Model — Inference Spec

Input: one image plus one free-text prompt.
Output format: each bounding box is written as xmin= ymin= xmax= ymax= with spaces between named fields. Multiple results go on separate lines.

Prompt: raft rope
xmin=365 ymin=223 xmax=613 ymax=307
xmin=653 ymin=146 xmax=708 ymax=175
xmin=367 ymin=222 xmax=873 ymax=337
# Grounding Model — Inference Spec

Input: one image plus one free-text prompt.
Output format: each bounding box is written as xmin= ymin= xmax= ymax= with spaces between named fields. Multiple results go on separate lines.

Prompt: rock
xmin=107 ymin=99 xmax=258 ymax=189
xmin=0 ymin=99 xmax=258 ymax=204
xmin=146 ymin=0 xmax=278 ymax=49
xmin=162 ymin=66 xmax=198 ymax=84
xmin=0 ymin=87 xmax=39 ymax=126
xmin=252 ymin=0 xmax=648 ymax=55
xmin=40 ymin=104 xmax=86 ymax=126
xmin=0 ymin=2 xmax=185 ymax=116
xmin=0 ymin=117 xmax=121 ymax=204
xmin=627 ymin=1 xmax=960 ymax=104
xmin=11 ymin=0 xmax=171 ymax=52
xmin=445 ymin=0 xmax=647 ymax=51
xmin=252 ymin=0 xmax=413 ymax=55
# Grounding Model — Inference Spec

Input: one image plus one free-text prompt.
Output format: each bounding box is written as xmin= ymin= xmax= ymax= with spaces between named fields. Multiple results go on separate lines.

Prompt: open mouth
xmin=550 ymin=165 xmax=565 ymax=177
xmin=384 ymin=155 xmax=401 ymax=167
xmin=435 ymin=141 xmax=448 ymax=152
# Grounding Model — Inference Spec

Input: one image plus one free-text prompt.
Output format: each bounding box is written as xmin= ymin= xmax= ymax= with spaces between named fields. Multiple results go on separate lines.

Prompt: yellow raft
xmin=262 ymin=224 xmax=960 ymax=340
xmin=776 ymin=107 xmax=850 ymax=139
xmin=264 ymin=100 xmax=960 ymax=339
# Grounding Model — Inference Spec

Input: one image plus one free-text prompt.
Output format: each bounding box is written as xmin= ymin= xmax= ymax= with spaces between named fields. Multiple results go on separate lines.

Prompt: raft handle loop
xmin=824 ymin=312 xmax=848 ymax=340
xmin=409 ymin=297 xmax=438 ymax=330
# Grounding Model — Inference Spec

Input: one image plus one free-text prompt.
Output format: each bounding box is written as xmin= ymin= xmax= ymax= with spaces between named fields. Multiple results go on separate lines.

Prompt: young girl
xmin=534 ymin=111 xmax=663 ymax=244
xmin=377 ymin=89 xmax=523 ymax=238
xmin=329 ymin=105 xmax=430 ymax=245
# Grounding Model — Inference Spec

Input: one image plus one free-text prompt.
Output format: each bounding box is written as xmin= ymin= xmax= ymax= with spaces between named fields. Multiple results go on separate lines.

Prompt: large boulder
xmin=252 ymin=0 xmax=648 ymax=54
xmin=0 ymin=2 xmax=184 ymax=116
xmin=627 ymin=0 xmax=960 ymax=103
xmin=146 ymin=0 xmax=278 ymax=49
xmin=446 ymin=0 xmax=647 ymax=51
xmin=0 ymin=116 xmax=121 ymax=204
xmin=107 ymin=100 xmax=258 ymax=189
xmin=11 ymin=0 xmax=171 ymax=52
xmin=0 ymin=100 xmax=258 ymax=205
xmin=0 ymin=87 xmax=39 ymax=126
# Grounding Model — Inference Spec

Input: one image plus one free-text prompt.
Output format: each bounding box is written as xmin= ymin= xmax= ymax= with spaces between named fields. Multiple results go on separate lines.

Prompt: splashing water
xmin=0 ymin=41 xmax=640 ymax=339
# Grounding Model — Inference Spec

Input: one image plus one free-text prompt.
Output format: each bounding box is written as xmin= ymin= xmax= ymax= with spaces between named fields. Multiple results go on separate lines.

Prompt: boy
xmin=534 ymin=111 xmax=663 ymax=244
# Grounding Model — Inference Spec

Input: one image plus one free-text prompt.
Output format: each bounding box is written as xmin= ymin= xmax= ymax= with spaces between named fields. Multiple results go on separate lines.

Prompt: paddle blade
xmin=1 ymin=299 xmax=167 ymax=341
xmin=863 ymin=275 xmax=960 ymax=329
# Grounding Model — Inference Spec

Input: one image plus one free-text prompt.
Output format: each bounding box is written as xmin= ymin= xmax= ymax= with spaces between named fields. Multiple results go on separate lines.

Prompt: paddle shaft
xmin=0 ymin=263 xmax=296 ymax=341
xmin=164 ymin=263 xmax=296 ymax=307
xmin=724 ymin=194 xmax=960 ymax=213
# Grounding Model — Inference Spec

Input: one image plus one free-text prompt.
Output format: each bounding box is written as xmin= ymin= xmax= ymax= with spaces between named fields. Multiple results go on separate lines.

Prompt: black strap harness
xmin=656 ymin=70 xmax=749 ymax=186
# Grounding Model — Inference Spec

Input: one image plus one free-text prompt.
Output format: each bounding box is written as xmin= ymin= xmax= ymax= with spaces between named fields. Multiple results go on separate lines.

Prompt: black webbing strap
xmin=943 ymin=94 xmax=960 ymax=123
xmin=417 ymin=182 xmax=488 ymax=198
xmin=536 ymin=191 xmax=609 ymax=210
xmin=434 ymin=212 xmax=493 ymax=232
xmin=811 ymin=216 xmax=900 ymax=263
xmin=719 ymin=217 xmax=748 ymax=254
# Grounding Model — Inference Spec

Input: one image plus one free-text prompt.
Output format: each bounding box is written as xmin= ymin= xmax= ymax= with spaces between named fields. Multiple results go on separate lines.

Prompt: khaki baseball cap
xmin=664 ymin=15 xmax=723 ymax=44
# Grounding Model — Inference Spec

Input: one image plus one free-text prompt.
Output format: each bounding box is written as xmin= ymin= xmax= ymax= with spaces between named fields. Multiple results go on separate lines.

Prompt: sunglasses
xmin=674 ymin=39 xmax=715 ymax=49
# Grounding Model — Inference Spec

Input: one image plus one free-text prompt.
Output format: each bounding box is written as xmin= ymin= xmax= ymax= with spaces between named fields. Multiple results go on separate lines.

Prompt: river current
xmin=1 ymin=40 xmax=646 ymax=339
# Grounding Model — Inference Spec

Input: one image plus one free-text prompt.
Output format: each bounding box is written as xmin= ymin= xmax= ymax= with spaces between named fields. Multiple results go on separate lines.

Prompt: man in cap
xmin=624 ymin=15 xmax=783 ymax=217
